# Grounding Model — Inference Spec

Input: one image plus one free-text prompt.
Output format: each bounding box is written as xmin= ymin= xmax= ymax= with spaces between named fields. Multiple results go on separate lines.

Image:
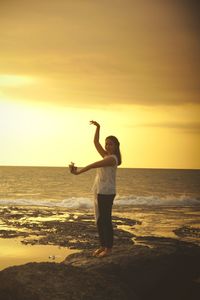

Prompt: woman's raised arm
xmin=90 ymin=120 xmax=107 ymax=157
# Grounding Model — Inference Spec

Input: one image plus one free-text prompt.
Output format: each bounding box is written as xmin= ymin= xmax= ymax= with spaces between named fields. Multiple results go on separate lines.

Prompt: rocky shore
xmin=0 ymin=206 xmax=200 ymax=299
xmin=0 ymin=241 xmax=199 ymax=300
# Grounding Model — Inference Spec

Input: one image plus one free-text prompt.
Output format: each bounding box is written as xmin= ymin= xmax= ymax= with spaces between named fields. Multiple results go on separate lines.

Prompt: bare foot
xmin=97 ymin=248 xmax=112 ymax=257
xmin=92 ymin=247 xmax=105 ymax=257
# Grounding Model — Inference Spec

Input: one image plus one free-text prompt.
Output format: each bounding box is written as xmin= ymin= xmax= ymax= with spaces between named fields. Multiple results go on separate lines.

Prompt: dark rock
xmin=174 ymin=226 xmax=200 ymax=238
xmin=0 ymin=229 xmax=28 ymax=239
xmin=0 ymin=242 xmax=199 ymax=300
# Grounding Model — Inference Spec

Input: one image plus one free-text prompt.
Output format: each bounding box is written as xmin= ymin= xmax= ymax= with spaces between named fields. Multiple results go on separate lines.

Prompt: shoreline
xmin=0 ymin=205 xmax=138 ymax=270
xmin=0 ymin=205 xmax=200 ymax=271
xmin=0 ymin=205 xmax=200 ymax=299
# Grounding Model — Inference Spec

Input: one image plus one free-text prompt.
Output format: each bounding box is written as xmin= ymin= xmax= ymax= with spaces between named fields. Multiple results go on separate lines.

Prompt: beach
xmin=0 ymin=205 xmax=200 ymax=269
xmin=0 ymin=204 xmax=200 ymax=299
xmin=0 ymin=166 xmax=200 ymax=299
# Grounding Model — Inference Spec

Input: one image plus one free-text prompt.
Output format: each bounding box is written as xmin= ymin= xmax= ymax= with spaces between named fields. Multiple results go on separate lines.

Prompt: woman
xmin=70 ymin=121 xmax=121 ymax=257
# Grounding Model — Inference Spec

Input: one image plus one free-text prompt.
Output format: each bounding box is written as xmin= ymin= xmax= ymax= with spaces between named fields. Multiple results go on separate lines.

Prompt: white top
xmin=92 ymin=154 xmax=118 ymax=195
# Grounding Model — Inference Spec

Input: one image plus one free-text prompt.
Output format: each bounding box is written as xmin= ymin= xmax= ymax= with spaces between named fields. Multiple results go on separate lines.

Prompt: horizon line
xmin=0 ymin=165 xmax=199 ymax=171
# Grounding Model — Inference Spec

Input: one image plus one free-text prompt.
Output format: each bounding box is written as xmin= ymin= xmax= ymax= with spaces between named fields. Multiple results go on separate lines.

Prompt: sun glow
xmin=1 ymin=100 xmax=199 ymax=169
xmin=0 ymin=75 xmax=36 ymax=87
xmin=0 ymin=100 xmax=107 ymax=167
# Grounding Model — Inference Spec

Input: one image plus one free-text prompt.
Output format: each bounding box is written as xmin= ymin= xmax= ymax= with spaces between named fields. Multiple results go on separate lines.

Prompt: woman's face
xmin=105 ymin=138 xmax=116 ymax=154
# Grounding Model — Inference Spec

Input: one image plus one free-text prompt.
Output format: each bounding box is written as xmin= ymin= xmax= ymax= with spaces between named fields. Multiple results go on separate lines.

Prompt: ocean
xmin=0 ymin=166 xmax=200 ymax=208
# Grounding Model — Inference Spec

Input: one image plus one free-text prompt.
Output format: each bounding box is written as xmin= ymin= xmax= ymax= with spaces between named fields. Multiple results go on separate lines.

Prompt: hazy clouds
xmin=0 ymin=0 xmax=199 ymax=106
xmin=133 ymin=121 xmax=200 ymax=134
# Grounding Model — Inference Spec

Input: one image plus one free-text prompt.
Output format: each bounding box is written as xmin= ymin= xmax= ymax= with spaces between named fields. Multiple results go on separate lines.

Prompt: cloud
xmin=0 ymin=0 xmax=199 ymax=107
xmin=133 ymin=121 xmax=200 ymax=133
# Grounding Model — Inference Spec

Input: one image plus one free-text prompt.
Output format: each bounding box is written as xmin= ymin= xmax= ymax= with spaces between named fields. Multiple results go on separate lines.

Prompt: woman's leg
xmin=96 ymin=197 xmax=106 ymax=248
xmin=97 ymin=194 xmax=115 ymax=249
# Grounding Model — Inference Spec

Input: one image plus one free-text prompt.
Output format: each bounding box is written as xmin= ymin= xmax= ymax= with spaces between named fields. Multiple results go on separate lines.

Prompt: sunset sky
xmin=0 ymin=0 xmax=199 ymax=169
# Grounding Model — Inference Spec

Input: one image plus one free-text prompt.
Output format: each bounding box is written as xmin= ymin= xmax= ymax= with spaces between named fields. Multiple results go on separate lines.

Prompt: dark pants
xmin=97 ymin=194 xmax=115 ymax=248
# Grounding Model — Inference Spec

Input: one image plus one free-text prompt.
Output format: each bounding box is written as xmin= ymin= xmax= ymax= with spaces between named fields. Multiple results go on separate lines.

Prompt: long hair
xmin=106 ymin=135 xmax=122 ymax=165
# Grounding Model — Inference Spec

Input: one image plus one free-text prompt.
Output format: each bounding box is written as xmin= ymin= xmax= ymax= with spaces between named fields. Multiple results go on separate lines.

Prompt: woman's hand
xmin=71 ymin=167 xmax=79 ymax=175
xmin=69 ymin=162 xmax=79 ymax=175
xmin=90 ymin=120 xmax=100 ymax=128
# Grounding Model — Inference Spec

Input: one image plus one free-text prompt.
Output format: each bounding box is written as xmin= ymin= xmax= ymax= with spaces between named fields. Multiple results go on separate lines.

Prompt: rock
xmin=0 ymin=242 xmax=199 ymax=300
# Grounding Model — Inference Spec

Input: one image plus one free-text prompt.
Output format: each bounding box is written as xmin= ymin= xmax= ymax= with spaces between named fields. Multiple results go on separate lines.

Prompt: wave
xmin=0 ymin=198 xmax=93 ymax=209
xmin=0 ymin=194 xmax=199 ymax=209
xmin=115 ymin=194 xmax=200 ymax=207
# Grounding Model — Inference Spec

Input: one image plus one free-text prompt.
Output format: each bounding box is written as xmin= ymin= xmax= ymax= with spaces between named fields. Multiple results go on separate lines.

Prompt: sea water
xmin=0 ymin=166 xmax=200 ymax=208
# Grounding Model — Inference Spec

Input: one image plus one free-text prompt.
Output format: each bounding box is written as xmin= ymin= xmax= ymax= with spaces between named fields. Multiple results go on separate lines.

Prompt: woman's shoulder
xmin=104 ymin=154 xmax=118 ymax=166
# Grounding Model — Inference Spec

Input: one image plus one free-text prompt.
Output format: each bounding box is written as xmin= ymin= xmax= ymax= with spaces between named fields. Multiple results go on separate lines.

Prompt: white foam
xmin=0 ymin=194 xmax=199 ymax=208
xmin=0 ymin=197 xmax=93 ymax=209
xmin=115 ymin=194 xmax=200 ymax=207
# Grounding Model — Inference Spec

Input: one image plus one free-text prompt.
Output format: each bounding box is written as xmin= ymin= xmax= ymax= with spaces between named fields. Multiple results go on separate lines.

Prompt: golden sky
xmin=0 ymin=0 xmax=200 ymax=169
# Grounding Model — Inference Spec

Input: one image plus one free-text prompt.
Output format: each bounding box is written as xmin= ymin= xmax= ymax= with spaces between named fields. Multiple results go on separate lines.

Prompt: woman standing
xmin=70 ymin=121 xmax=121 ymax=257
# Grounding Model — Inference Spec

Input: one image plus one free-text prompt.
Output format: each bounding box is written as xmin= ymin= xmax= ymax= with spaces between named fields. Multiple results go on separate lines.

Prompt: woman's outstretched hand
xmin=90 ymin=120 xmax=100 ymax=128
xmin=71 ymin=167 xmax=79 ymax=175
xmin=69 ymin=162 xmax=79 ymax=175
